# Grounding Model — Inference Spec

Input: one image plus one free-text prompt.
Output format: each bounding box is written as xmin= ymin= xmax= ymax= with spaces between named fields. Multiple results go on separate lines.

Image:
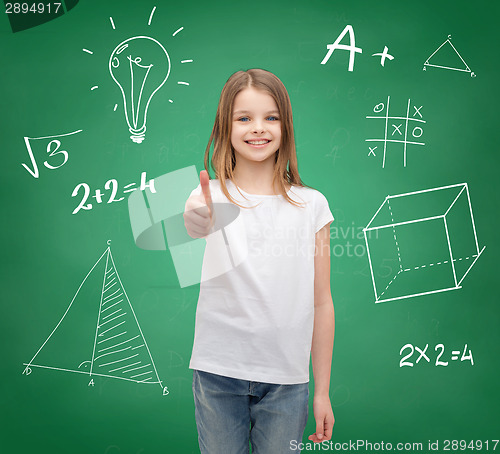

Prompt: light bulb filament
xmin=128 ymin=55 xmax=154 ymax=130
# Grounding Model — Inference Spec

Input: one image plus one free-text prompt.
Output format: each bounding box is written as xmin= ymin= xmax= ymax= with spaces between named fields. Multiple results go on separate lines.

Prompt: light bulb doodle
xmin=109 ymin=36 xmax=171 ymax=144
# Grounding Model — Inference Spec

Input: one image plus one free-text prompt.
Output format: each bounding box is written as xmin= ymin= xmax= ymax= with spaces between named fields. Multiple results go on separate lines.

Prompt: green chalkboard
xmin=2 ymin=0 xmax=499 ymax=452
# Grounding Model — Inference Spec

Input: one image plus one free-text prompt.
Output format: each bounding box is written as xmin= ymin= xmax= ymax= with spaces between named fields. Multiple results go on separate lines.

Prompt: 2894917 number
xmin=443 ymin=440 xmax=499 ymax=450
xmin=5 ymin=3 xmax=61 ymax=14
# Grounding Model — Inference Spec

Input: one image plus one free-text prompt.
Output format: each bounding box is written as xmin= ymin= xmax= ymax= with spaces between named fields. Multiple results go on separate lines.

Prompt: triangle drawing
xmin=22 ymin=242 xmax=167 ymax=394
xmin=423 ymin=35 xmax=475 ymax=77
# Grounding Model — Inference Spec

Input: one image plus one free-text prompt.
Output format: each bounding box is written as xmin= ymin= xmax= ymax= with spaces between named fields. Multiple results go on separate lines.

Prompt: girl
xmin=184 ymin=68 xmax=335 ymax=453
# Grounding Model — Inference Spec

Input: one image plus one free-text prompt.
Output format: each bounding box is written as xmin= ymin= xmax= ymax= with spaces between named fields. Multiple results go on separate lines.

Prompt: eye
xmin=266 ymin=116 xmax=279 ymax=121
xmin=238 ymin=116 xmax=250 ymax=122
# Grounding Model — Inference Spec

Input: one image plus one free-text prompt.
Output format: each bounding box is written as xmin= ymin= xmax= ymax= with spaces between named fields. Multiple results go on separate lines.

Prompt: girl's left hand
xmin=308 ymin=394 xmax=334 ymax=443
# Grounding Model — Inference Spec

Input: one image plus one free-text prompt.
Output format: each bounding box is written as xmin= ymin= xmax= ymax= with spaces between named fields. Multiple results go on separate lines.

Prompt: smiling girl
xmin=184 ymin=68 xmax=335 ymax=453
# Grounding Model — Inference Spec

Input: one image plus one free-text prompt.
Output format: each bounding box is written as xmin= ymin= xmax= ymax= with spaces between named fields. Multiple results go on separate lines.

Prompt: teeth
xmin=247 ymin=140 xmax=269 ymax=145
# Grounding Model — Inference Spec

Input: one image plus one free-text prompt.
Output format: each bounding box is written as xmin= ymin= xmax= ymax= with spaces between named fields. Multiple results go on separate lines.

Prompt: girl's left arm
xmin=309 ymin=223 xmax=335 ymax=443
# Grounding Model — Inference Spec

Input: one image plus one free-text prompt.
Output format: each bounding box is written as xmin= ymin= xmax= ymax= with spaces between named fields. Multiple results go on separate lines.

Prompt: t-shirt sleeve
xmin=314 ymin=190 xmax=334 ymax=233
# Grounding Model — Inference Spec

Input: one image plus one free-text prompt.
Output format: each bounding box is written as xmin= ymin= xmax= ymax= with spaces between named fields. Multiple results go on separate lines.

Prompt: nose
xmin=252 ymin=119 xmax=265 ymax=134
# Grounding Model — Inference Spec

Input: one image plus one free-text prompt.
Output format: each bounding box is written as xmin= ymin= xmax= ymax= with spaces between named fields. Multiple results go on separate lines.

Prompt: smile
xmin=245 ymin=140 xmax=271 ymax=145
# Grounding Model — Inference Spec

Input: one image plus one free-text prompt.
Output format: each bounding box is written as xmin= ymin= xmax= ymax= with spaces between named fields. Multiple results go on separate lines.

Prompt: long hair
xmin=204 ymin=68 xmax=305 ymax=207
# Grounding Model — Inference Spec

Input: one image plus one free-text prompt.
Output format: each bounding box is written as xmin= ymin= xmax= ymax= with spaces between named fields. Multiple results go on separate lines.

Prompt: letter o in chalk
xmin=412 ymin=127 xmax=423 ymax=138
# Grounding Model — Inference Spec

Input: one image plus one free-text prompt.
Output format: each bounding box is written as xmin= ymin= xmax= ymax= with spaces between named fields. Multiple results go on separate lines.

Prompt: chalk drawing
xmin=109 ymin=36 xmax=171 ymax=144
xmin=399 ymin=343 xmax=474 ymax=367
xmin=372 ymin=46 xmax=394 ymax=67
xmin=71 ymin=171 xmax=156 ymax=214
xmin=424 ymin=35 xmax=476 ymax=77
xmin=363 ymin=183 xmax=485 ymax=304
xmin=22 ymin=129 xmax=82 ymax=179
xmin=366 ymin=96 xmax=425 ymax=167
xmin=321 ymin=25 xmax=362 ymax=72
xmin=82 ymin=7 xmax=193 ymax=143
xmin=22 ymin=242 xmax=167 ymax=395
xmin=147 ymin=6 xmax=156 ymax=26
xmin=321 ymin=25 xmax=394 ymax=71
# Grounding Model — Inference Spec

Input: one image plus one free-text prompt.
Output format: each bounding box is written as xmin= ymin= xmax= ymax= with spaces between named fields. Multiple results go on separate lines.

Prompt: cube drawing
xmin=363 ymin=183 xmax=485 ymax=303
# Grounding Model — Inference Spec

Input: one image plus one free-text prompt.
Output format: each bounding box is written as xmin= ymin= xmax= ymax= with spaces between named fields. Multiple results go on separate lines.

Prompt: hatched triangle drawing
xmin=423 ymin=35 xmax=476 ymax=77
xmin=22 ymin=242 xmax=167 ymax=394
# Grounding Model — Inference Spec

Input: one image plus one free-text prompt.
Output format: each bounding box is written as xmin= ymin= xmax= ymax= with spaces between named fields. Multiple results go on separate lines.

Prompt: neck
xmin=232 ymin=155 xmax=278 ymax=195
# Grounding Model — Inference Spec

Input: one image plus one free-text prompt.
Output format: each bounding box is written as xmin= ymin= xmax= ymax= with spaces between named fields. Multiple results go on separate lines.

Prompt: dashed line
xmin=377 ymin=269 xmax=403 ymax=300
xmin=402 ymin=255 xmax=477 ymax=272
xmin=387 ymin=200 xmax=402 ymax=271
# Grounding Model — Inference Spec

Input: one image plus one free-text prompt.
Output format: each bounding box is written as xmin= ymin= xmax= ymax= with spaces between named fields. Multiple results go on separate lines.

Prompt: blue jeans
xmin=192 ymin=369 xmax=309 ymax=453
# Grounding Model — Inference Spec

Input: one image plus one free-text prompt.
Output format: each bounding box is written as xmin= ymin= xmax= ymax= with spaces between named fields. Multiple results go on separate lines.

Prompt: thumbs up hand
xmin=184 ymin=170 xmax=215 ymax=239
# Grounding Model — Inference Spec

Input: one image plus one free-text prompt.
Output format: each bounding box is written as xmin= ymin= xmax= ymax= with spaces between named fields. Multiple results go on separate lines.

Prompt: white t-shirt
xmin=188 ymin=179 xmax=334 ymax=384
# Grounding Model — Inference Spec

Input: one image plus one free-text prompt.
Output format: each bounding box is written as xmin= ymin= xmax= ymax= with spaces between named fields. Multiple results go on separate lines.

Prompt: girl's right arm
xmin=183 ymin=170 xmax=214 ymax=239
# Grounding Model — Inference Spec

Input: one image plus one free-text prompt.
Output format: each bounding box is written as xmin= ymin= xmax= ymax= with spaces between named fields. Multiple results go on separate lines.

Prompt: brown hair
xmin=204 ymin=68 xmax=305 ymax=207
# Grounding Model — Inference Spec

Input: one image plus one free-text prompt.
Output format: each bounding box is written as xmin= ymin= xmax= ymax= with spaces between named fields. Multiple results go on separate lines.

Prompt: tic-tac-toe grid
xmin=366 ymin=96 xmax=426 ymax=168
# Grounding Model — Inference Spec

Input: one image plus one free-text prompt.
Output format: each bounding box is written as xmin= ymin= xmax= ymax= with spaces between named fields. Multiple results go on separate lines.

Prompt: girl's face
xmin=230 ymin=87 xmax=281 ymax=166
